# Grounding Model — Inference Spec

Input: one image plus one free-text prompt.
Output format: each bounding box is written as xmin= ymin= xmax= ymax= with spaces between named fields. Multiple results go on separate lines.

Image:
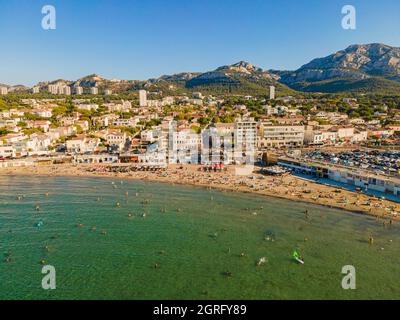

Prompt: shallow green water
xmin=0 ymin=175 xmax=399 ymax=300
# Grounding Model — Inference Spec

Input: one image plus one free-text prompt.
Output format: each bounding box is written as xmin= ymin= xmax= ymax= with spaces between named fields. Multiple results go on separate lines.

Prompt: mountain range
xmin=4 ymin=43 xmax=400 ymax=96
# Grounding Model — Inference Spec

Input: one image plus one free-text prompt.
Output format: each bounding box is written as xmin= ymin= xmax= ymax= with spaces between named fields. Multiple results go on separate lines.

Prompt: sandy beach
xmin=1 ymin=163 xmax=399 ymax=221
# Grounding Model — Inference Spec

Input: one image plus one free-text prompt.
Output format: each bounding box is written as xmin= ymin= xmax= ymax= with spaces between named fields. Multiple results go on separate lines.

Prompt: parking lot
xmin=304 ymin=149 xmax=400 ymax=175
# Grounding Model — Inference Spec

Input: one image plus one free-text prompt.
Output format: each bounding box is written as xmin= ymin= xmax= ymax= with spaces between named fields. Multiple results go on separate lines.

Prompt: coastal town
xmin=1 ymin=82 xmax=400 ymax=219
xmin=3 ymin=0 xmax=400 ymax=302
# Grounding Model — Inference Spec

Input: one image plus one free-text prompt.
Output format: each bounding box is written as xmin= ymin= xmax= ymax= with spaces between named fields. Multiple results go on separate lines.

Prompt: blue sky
xmin=1 ymin=0 xmax=400 ymax=86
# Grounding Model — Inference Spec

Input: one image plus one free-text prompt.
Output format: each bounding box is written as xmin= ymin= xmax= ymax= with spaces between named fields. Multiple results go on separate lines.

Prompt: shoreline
xmin=1 ymin=163 xmax=399 ymax=221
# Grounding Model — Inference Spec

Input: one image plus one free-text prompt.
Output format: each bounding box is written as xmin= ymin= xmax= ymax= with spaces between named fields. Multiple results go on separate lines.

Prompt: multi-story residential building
xmin=234 ymin=117 xmax=257 ymax=163
xmin=74 ymin=86 xmax=83 ymax=95
xmin=62 ymin=86 xmax=71 ymax=95
xmin=0 ymin=87 xmax=8 ymax=95
xmin=269 ymin=85 xmax=275 ymax=100
xmin=32 ymin=87 xmax=40 ymax=94
xmin=170 ymin=129 xmax=201 ymax=164
xmin=48 ymin=84 xmax=59 ymax=94
xmin=104 ymin=89 xmax=112 ymax=95
xmin=105 ymin=131 xmax=128 ymax=150
xmin=139 ymin=90 xmax=147 ymax=107
xmin=0 ymin=133 xmax=28 ymax=144
xmin=66 ymin=135 xmax=100 ymax=153
xmin=352 ymin=130 xmax=368 ymax=143
xmin=59 ymin=116 xmax=77 ymax=127
xmin=334 ymin=126 xmax=355 ymax=141
xmin=77 ymin=104 xmax=99 ymax=111
xmin=0 ymin=145 xmax=15 ymax=158
xmin=26 ymin=133 xmax=51 ymax=153
xmin=141 ymin=129 xmax=162 ymax=144
xmin=48 ymin=126 xmax=76 ymax=141
xmin=1 ymin=109 xmax=25 ymax=118
xmin=0 ymin=118 xmax=21 ymax=128
xmin=201 ymin=125 xmax=234 ymax=165
xmin=32 ymin=108 xmax=53 ymax=118
xmin=48 ymin=84 xmax=71 ymax=95
xmin=26 ymin=120 xmax=52 ymax=132
xmin=259 ymin=124 xmax=305 ymax=149
xmin=304 ymin=127 xmax=338 ymax=145
xmin=105 ymin=100 xmax=132 ymax=112
xmin=90 ymin=87 xmax=99 ymax=95
xmin=112 ymin=117 xmax=139 ymax=127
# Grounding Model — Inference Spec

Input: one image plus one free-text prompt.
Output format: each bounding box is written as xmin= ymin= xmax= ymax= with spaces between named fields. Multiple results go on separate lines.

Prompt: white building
xmin=304 ymin=127 xmax=338 ymax=145
xmin=48 ymin=84 xmax=71 ymax=95
xmin=62 ymin=86 xmax=71 ymax=95
xmin=77 ymin=104 xmax=99 ymax=111
xmin=201 ymin=125 xmax=234 ymax=165
xmin=234 ymin=117 xmax=257 ymax=163
xmin=105 ymin=131 xmax=128 ymax=150
xmin=352 ymin=130 xmax=368 ymax=143
xmin=74 ymin=86 xmax=83 ymax=95
xmin=90 ymin=87 xmax=99 ymax=95
xmin=32 ymin=108 xmax=53 ymax=118
xmin=0 ymin=145 xmax=16 ymax=158
xmin=113 ymin=117 xmax=139 ymax=127
xmin=170 ymin=129 xmax=201 ymax=164
xmin=139 ymin=90 xmax=147 ymax=107
xmin=48 ymin=84 xmax=59 ymax=94
xmin=269 ymin=86 xmax=275 ymax=100
xmin=104 ymin=89 xmax=112 ymax=95
xmin=26 ymin=133 xmax=51 ymax=153
xmin=66 ymin=136 xmax=100 ymax=153
xmin=0 ymin=87 xmax=8 ymax=95
xmin=32 ymin=87 xmax=40 ymax=94
xmin=259 ymin=124 xmax=305 ymax=149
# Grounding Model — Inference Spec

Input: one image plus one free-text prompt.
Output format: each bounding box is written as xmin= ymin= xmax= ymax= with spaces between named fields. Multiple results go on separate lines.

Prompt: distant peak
xmin=216 ymin=61 xmax=263 ymax=73
xmin=79 ymin=74 xmax=105 ymax=81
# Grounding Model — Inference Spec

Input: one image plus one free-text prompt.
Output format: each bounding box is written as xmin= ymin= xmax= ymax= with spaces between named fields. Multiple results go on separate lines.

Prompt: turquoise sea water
xmin=0 ymin=175 xmax=399 ymax=300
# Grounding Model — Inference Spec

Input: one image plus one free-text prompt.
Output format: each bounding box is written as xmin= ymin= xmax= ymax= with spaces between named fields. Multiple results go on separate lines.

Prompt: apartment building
xmin=0 ymin=87 xmax=8 ymax=95
xmin=234 ymin=117 xmax=257 ymax=163
xmin=259 ymin=124 xmax=305 ymax=149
